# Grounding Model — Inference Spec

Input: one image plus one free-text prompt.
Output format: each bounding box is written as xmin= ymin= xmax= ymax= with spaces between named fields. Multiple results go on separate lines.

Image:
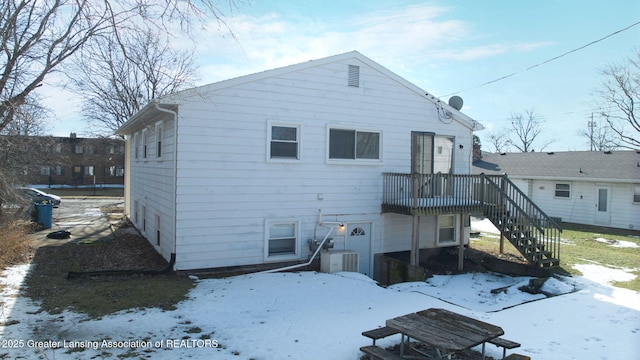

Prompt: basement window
xmin=438 ymin=215 xmax=456 ymax=244
xmin=266 ymin=220 xmax=299 ymax=259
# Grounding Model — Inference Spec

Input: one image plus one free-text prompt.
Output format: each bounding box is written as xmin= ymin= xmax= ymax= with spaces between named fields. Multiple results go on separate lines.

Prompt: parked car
xmin=18 ymin=187 xmax=62 ymax=206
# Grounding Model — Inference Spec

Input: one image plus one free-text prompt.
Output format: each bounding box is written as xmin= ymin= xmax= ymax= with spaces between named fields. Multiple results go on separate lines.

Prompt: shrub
xmin=0 ymin=220 xmax=35 ymax=270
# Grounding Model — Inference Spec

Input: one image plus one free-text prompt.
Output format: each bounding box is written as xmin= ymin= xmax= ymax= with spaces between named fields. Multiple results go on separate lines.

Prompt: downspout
xmin=259 ymin=209 xmax=341 ymax=274
xmin=154 ymin=103 xmax=178 ymax=268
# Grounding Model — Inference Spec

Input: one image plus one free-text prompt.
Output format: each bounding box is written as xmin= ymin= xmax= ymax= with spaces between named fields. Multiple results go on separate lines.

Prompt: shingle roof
xmin=473 ymin=150 xmax=640 ymax=182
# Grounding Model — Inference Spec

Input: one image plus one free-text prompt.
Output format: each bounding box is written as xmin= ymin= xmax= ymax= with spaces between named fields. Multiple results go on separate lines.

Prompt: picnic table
xmin=385 ymin=308 xmax=505 ymax=359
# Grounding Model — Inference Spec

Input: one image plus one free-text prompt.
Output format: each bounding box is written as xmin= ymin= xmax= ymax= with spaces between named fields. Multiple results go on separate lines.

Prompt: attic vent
xmin=348 ymin=65 xmax=360 ymax=87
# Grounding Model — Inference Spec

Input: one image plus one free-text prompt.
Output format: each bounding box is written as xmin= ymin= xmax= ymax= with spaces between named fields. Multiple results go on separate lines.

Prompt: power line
xmin=440 ymin=20 xmax=640 ymax=98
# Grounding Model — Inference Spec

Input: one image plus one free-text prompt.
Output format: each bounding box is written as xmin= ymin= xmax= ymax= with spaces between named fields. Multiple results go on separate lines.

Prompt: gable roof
xmin=117 ymin=51 xmax=481 ymax=135
xmin=473 ymin=150 xmax=640 ymax=183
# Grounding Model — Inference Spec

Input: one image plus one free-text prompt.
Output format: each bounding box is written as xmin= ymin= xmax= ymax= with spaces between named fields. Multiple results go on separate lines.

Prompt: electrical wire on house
xmin=440 ymin=20 xmax=640 ymax=98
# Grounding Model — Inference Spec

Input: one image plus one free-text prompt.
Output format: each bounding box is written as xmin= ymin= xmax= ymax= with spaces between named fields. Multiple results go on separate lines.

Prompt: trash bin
xmin=35 ymin=203 xmax=53 ymax=229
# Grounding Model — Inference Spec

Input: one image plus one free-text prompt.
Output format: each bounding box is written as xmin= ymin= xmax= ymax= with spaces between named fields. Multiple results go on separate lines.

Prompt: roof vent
xmin=547 ymin=152 xmax=555 ymax=155
xmin=348 ymin=65 xmax=360 ymax=87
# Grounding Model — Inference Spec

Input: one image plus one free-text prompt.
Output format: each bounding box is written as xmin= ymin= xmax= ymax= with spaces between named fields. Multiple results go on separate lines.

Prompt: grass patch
xmin=23 ymin=229 xmax=195 ymax=318
xmin=471 ymin=222 xmax=640 ymax=292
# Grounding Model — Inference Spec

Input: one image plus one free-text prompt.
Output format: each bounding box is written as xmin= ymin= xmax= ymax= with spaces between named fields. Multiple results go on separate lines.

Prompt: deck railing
xmin=382 ymin=173 xmax=486 ymax=215
xmin=382 ymin=172 xmax=561 ymax=266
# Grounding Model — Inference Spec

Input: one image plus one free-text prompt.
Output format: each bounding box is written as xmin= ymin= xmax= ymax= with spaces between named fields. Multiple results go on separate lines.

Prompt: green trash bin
xmin=35 ymin=203 xmax=53 ymax=229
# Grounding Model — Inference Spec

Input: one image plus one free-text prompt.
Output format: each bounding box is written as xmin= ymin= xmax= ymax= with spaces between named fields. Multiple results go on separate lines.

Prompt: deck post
xmin=411 ymin=215 xmax=420 ymax=266
xmin=458 ymin=214 xmax=465 ymax=271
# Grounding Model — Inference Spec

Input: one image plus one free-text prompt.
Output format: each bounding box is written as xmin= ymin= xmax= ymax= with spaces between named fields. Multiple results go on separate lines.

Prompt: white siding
xmin=517 ymin=177 xmax=640 ymax=230
xmin=127 ymin=56 xmax=476 ymax=270
xmin=128 ymin=115 xmax=176 ymax=260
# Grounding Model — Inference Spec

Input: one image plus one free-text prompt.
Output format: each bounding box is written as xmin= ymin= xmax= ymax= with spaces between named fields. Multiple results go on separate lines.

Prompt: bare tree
xmin=487 ymin=130 xmax=510 ymax=153
xmin=1 ymin=95 xmax=51 ymax=136
xmin=0 ymin=0 xmax=239 ymax=216
xmin=506 ymin=110 xmax=554 ymax=152
xmin=0 ymin=0 xmax=238 ymax=134
xmin=67 ymin=30 xmax=197 ymax=136
xmin=580 ymin=118 xmax=619 ymax=151
xmin=596 ymin=49 xmax=640 ymax=149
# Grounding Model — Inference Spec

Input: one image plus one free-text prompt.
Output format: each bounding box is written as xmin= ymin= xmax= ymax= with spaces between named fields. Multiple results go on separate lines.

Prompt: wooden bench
xmin=361 ymin=326 xmax=400 ymax=345
xmin=360 ymin=345 xmax=404 ymax=360
xmin=488 ymin=337 xmax=521 ymax=359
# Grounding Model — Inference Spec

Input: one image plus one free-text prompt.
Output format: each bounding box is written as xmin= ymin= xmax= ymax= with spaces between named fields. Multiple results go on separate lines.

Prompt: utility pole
xmin=588 ymin=113 xmax=595 ymax=151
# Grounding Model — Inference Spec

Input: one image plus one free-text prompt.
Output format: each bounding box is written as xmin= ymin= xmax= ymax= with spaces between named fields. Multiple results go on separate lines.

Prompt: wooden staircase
xmin=481 ymin=175 xmax=561 ymax=267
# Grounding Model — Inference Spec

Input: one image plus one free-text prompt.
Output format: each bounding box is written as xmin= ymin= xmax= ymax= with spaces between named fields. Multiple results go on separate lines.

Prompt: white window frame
xmin=133 ymin=133 xmax=139 ymax=160
xmin=633 ymin=186 xmax=640 ymax=204
xmin=554 ymin=183 xmax=571 ymax=199
xmin=155 ymin=121 xmax=163 ymax=159
xmin=142 ymin=129 xmax=149 ymax=159
xmin=264 ymin=219 xmax=300 ymax=261
xmin=267 ymin=122 xmax=301 ymax=162
xmin=133 ymin=200 xmax=139 ymax=225
xmin=437 ymin=214 xmax=458 ymax=245
xmin=327 ymin=126 xmax=382 ymax=164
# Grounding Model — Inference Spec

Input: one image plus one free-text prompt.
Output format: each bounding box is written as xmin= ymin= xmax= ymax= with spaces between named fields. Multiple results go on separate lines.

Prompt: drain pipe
xmin=154 ymin=103 xmax=178 ymax=269
xmin=259 ymin=209 xmax=340 ymax=274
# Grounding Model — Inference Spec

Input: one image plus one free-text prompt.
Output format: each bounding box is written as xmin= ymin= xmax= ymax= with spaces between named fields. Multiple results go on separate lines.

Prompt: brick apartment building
xmin=3 ymin=133 xmax=125 ymax=187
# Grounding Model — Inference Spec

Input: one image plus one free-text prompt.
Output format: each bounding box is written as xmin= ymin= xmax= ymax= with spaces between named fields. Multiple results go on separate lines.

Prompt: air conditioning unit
xmin=320 ymin=250 xmax=359 ymax=273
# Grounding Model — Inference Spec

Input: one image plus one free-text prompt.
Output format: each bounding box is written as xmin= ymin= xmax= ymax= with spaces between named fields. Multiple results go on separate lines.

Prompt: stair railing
xmin=483 ymin=174 xmax=561 ymax=266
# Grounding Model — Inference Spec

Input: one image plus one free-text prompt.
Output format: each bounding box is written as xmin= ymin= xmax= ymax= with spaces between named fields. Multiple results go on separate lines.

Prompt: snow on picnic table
xmin=1 ymin=264 xmax=639 ymax=359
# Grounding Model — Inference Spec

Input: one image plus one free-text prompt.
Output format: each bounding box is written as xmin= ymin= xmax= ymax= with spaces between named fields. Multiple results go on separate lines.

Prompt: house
xmin=116 ymin=51 xmax=560 ymax=277
xmin=473 ymin=151 xmax=640 ymax=230
xmin=0 ymin=133 xmax=125 ymax=187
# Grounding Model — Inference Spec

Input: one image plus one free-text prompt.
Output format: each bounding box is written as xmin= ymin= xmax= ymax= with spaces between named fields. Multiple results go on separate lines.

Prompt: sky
xmin=42 ymin=0 xmax=640 ymax=152
xmin=1 ymin=219 xmax=639 ymax=359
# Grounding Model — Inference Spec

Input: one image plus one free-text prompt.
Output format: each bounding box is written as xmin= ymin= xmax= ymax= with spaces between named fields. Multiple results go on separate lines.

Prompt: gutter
xmin=153 ymin=104 xmax=179 ymax=270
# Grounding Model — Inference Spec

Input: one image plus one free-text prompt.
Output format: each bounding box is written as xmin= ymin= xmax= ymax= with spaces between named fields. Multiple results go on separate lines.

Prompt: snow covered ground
xmin=1 ymin=262 xmax=639 ymax=359
xmin=1 ymin=218 xmax=639 ymax=359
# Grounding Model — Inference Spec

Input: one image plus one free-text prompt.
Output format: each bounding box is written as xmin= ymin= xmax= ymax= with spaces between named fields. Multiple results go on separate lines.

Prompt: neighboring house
xmin=0 ymin=133 xmax=125 ymax=187
xmin=116 ymin=51 xmax=558 ymax=277
xmin=473 ymin=151 xmax=640 ymax=230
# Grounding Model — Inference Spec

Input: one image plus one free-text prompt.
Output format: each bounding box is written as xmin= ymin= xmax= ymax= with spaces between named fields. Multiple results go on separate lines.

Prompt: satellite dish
xmin=448 ymin=96 xmax=463 ymax=111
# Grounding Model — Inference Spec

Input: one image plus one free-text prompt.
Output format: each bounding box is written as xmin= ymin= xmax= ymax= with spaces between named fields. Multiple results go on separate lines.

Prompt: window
xmin=74 ymin=145 xmax=84 ymax=154
xmin=40 ymin=166 xmax=50 ymax=176
xmin=155 ymin=214 xmax=161 ymax=246
xmin=54 ymin=143 xmax=62 ymax=153
xmin=438 ymin=215 xmax=456 ymax=244
xmin=266 ymin=221 xmax=298 ymax=258
xmin=555 ymin=183 xmax=571 ymax=198
xmin=53 ymin=166 xmax=64 ymax=176
xmin=133 ymin=133 xmax=139 ymax=160
xmin=155 ymin=122 xmax=163 ymax=158
xmin=141 ymin=205 xmax=146 ymax=232
xmin=106 ymin=166 xmax=125 ymax=177
xmin=84 ymin=166 xmax=94 ymax=176
xmin=329 ymin=129 xmax=380 ymax=160
xmin=142 ymin=129 xmax=148 ymax=159
xmin=134 ymin=200 xmax=139 ymax=224
xmin=270 ymin=125 xmax=299 ymax=159
xmin=634 ymin=187 xmax=640 ymax=203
